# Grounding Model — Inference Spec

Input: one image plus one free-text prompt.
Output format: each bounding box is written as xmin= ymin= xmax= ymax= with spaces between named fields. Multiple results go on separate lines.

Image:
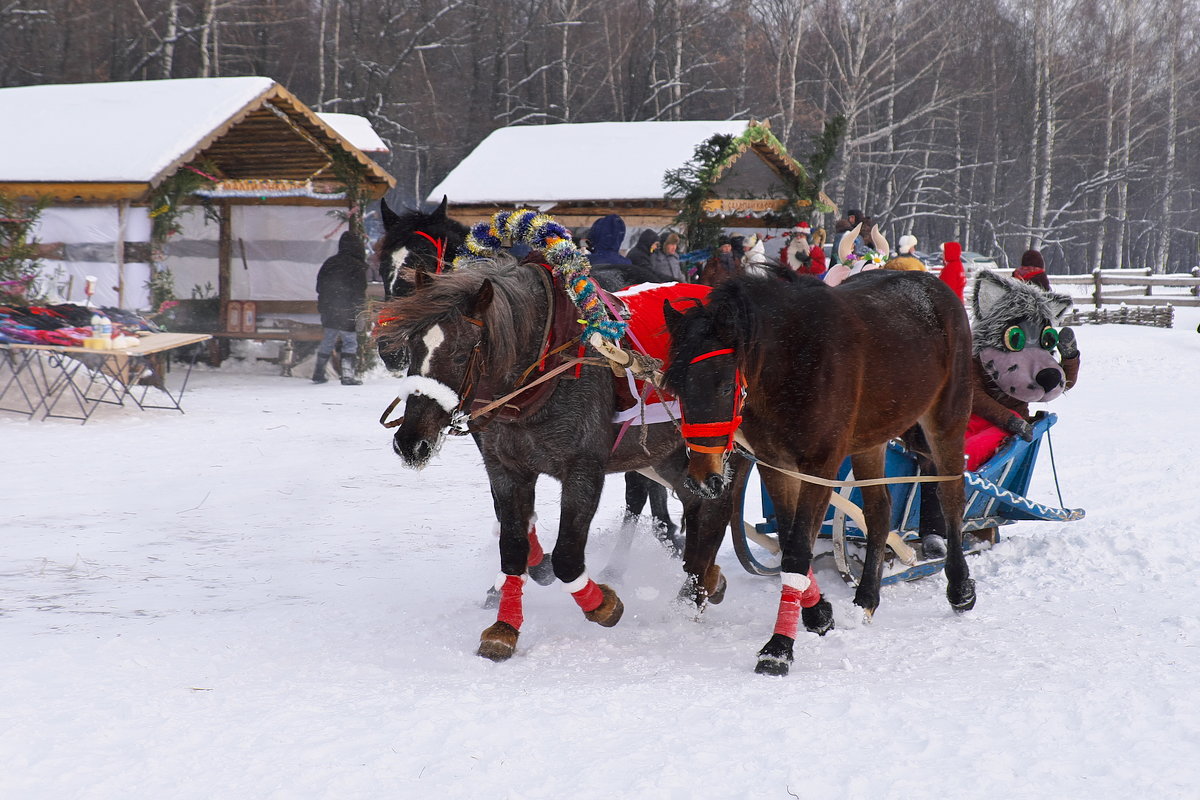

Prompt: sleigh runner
xmin=732 ymin=412 xmax=1085 ymax=586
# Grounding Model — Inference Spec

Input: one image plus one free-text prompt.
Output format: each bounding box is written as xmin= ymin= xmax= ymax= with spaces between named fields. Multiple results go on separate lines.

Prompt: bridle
xmin=378 ymin=312 xmax=484 ymax=433
xmin=678 ymin=347 xmax=746 ymax=455
xmin=411 ymin=230 xmax=448 ymax=273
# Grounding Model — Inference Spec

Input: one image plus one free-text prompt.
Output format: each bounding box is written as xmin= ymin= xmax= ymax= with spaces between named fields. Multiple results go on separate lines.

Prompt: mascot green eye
xmin=1003 ymin=326 xmax=1026 ymax=352
xmin=1040 ymin=327 xmax=1059 ymax=350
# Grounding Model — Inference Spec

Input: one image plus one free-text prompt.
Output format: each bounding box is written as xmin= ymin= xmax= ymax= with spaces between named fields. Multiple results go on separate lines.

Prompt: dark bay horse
xmin=374 ymin=198 xmax=679 ymax=538
xmin=663 ymin=270 xmax=974 ymax=676
xmin=375 ymin=257 xmax=740 ymax=662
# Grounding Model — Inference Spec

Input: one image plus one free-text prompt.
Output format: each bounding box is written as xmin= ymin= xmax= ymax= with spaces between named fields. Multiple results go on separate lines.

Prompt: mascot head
xmin=972 ymin=270 xmax=1073 ymax=403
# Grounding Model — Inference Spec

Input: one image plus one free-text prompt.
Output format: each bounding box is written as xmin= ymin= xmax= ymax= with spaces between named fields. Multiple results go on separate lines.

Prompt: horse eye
xmin=718 ymin=381 xmax=734 ymax=397
xmin=1040 ymin=327 xmax=1059 ymax=350
xmin=453 ymin=352 xmax=469 ymax=366
xmin=1003 ymin=326 xmax=1026 ymax=352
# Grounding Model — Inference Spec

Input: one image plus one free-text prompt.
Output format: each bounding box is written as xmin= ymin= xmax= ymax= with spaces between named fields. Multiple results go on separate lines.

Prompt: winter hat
xmin=717 ymin=234 xmax=731 ymax=246
xmin=1019 ymin=249 xmax=1045 ymax=270
xmin=793 ymin=222 xmax=811 ymax=236
xmin=661 ymin=231 xmax=681 ymax=247
xmin=898 ymin=234 xmax=918 ymax=254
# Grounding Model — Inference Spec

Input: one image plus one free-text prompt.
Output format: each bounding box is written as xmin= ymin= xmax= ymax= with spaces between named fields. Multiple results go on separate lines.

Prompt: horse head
xmin=376 ymin=195 xmax=469 ymax=300
xmin=662 ymin=297 xmax=745 ymax=499
xmin=375 ymin=273 xmax=494 ymax=468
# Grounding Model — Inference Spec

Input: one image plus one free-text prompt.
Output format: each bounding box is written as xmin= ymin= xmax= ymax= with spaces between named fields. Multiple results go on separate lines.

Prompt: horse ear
xmin=380 ymin=198 xmax=400 ymax=229
xmin=468 ymin=279 xmax=495 ymax=317
xmin=433 ymin=195 xmax=449 ymax=220
xmin=972 ymin=270 xmax=1009 ymax=318
xmin=663 ymin=299 xmax=686 ymax=332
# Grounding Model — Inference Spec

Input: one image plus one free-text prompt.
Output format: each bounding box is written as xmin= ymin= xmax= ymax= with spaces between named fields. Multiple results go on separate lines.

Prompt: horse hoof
xmin=583 ymin=584 xmax=624 ymax=627
xmin=921 ymin=534 xmax=948 ymax=560
xmin=948 ymin=578 xmax=977 ymax=613
xmin=803 ymin=598 xmax=834 ymax=635
xmin=755 ymin=633 xmax=794 ymax=677
xmin=477 ymin=621 xmax=519 ymax=662
xmin=482 ymin=586 xmax=500 ymax=609
xmin=528 ymin=557 xmax=556 ymax=586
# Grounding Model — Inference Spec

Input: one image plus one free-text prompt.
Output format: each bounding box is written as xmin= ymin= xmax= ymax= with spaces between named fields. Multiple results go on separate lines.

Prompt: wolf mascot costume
xmin=965 ymin=271 xmax=1080 ymax=470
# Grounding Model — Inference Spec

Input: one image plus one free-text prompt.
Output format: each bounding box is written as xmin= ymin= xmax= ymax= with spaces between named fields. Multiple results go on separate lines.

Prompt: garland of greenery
xmin=663 ymin=123 xmax=842 ymax=252
xmin=328 ymin=150 xmax=370 ymax=240
xmin=453 ymin=209 xmax=627 ymax=343
xmin=0 ymin=192 xmax=49 ymax=304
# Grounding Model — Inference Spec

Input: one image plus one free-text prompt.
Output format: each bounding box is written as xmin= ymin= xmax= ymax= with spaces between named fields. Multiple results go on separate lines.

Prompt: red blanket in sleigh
xmin=610 ymin=281 xmax=712 ymax=424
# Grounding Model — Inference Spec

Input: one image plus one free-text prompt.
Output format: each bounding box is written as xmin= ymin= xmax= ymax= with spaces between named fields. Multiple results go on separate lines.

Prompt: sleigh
xmin=731 ymin=412 xmax=1085 ymax=585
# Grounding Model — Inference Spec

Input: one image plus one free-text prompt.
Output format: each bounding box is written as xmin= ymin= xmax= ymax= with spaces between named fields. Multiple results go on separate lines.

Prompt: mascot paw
xmin=1057 ymin=326 xmax=1079 ymax=359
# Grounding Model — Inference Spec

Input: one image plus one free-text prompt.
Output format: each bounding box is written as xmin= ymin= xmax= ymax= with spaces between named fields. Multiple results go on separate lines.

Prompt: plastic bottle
xmin=91 ymin=313 xmax=112 ymax=348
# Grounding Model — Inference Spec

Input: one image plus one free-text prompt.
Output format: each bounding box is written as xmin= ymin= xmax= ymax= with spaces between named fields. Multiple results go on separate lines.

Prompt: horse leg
xmin=849 ymin=448 xmax=893 ymax=620
xmin=554 ymin=458 xmax=624 ymax=627
xmin=477 ymin=466 xmax=537 ymax=662
xmin=921 ymin=411 xmax=974 ymax=612
xmin=754 ymin=470 xmax=834 ymax=677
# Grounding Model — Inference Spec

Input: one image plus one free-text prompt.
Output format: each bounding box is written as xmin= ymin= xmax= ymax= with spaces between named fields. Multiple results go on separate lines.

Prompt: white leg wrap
xmin=781 ymin=571 xmax=811 ymax=592
xmin=560 ymin=572 xmax=591 ymax=594
xmin=494 ymin=572 xmax=528 ymax=591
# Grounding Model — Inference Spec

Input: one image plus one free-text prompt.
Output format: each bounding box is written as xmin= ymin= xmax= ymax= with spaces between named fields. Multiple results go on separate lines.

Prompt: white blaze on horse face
xmin=419 ymin=325 xmax=446 ymax=377
xmin=388 ymin=247 xmax=410 ymax=295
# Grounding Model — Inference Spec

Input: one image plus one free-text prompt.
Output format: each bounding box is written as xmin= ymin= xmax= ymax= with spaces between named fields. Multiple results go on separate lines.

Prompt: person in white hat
xmin=898 ymin=234 xmax=918 ymax=255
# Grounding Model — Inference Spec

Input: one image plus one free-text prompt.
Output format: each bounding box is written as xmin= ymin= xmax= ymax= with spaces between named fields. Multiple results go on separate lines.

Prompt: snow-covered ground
xmin=3 ymin=309 xmax=1199 ymax=799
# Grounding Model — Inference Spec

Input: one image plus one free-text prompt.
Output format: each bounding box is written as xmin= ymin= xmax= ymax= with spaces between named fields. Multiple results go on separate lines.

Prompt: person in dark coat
xmin=627 ymin=228 xmax=660 ymax=272
xmin=585 ymin=214 xmax=657 ymax=291
xmin=314 ymin=230 xmax=367 ymax=385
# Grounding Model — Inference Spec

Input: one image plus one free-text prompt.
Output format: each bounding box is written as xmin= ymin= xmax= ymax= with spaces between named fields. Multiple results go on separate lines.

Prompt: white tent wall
xmin=164 ymin=203 xmax=347 ymax=322
xmin=32 ymin=205 xmax=152 ymax=309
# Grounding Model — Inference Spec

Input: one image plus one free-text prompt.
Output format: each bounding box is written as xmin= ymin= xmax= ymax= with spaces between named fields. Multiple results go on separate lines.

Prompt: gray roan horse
xmin=663 ymin=270 xmax=975 ymax=676
xmin=375 ymin=257 xmax=742 ymax=662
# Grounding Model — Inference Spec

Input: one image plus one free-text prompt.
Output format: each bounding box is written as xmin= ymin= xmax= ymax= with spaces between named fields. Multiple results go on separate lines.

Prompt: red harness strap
xmin=679 ymin=348 xmax=745 ymax=454
xmin=413 ymin=230 xmax=447 ymax=273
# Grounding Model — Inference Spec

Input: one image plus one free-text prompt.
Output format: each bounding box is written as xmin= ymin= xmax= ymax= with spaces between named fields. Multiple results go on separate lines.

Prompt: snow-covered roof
xmin=428 ymin=120 xmax=752 ymax=205
xmin=0 ymin=77 xmax=394 ymax=200
xmin=316 ymin=113 xmax=389 ymax=153
xmin=0 ymin=77 xmax=276 ymax=183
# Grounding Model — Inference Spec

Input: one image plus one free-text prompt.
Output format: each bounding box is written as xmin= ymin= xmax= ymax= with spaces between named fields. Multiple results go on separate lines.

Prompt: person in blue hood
xmin=585 ymin=213 xmax=657 ymax=291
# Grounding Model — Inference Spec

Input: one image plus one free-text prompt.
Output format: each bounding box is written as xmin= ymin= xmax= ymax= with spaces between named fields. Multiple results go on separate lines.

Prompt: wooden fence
xmin=1042 ymin=267 xmax=1200 ymax=309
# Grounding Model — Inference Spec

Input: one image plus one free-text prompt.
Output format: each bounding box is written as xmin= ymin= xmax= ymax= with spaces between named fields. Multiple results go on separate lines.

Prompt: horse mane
xmin=664 ymin=275 xmax=795 ymax=390
xmin=374 ymin=256 xmax=544 ymax=378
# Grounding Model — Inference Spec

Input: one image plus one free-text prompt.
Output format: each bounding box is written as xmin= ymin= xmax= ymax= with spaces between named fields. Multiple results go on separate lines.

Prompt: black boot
xmin=312 ymin=353 xmax=330 ymax=383
xmin=340 ymin=353 xmax=362 ymax=385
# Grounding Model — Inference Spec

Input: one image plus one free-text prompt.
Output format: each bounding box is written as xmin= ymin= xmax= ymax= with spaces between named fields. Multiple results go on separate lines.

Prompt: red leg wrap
xmin=526 ymin=528 xmax=544 ymax=568
xmin=571 ymin=579 xmax=604 ymax=613
xmin=497 ymin=575 xmax=524 ymax=630
xmin=799 ymin=569 xmax=821 ymax=608
xmin=774 ymin=587 xmax=803 ymax=638
xmin=774 ymin=569 xmax=821 ymax=637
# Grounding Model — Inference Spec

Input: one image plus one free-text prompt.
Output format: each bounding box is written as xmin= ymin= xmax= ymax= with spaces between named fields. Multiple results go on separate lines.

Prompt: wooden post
xmin=1092 ymin=270 xmax=1102 ymax=309
xmin=116 ymin=200 xmax=127 ymax=308
xmin=218 ymin=201 xmax=232 ymax=329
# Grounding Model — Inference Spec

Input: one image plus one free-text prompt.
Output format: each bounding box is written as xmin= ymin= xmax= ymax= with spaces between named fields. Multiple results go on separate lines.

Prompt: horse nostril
xmin=1035 ymin=367 xmax=1062 ymax=393
xmin=704 ymin=474 xmax=729 ymax=496
xmin=414 ymin=441 xmax=431 ymax=462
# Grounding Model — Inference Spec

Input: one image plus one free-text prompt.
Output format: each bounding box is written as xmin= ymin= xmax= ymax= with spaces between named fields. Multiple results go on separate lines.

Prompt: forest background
xmin=1 ymin=0 xmax=1195 ymax=273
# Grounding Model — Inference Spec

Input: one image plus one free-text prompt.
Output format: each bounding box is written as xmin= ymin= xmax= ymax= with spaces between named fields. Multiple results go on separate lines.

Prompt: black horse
xmin=376 ymin=195 xmax=469 ymax=302
xmin=375 ymin=257 xmax=742 ymax=661
xmin=373 ymin=198 xmax=679 ymax=540
xmin=663 ymin=271 xmax=974 ymax=676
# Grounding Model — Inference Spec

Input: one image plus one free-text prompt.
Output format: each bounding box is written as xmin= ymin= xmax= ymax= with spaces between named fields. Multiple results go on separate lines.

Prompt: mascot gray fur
xmin=967 ymin=271 xmax=1080 ymax=463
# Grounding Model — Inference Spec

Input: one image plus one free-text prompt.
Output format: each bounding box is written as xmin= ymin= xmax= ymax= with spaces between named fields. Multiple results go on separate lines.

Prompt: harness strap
xmin=412 ymin=230 xmax=447 ymax=273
